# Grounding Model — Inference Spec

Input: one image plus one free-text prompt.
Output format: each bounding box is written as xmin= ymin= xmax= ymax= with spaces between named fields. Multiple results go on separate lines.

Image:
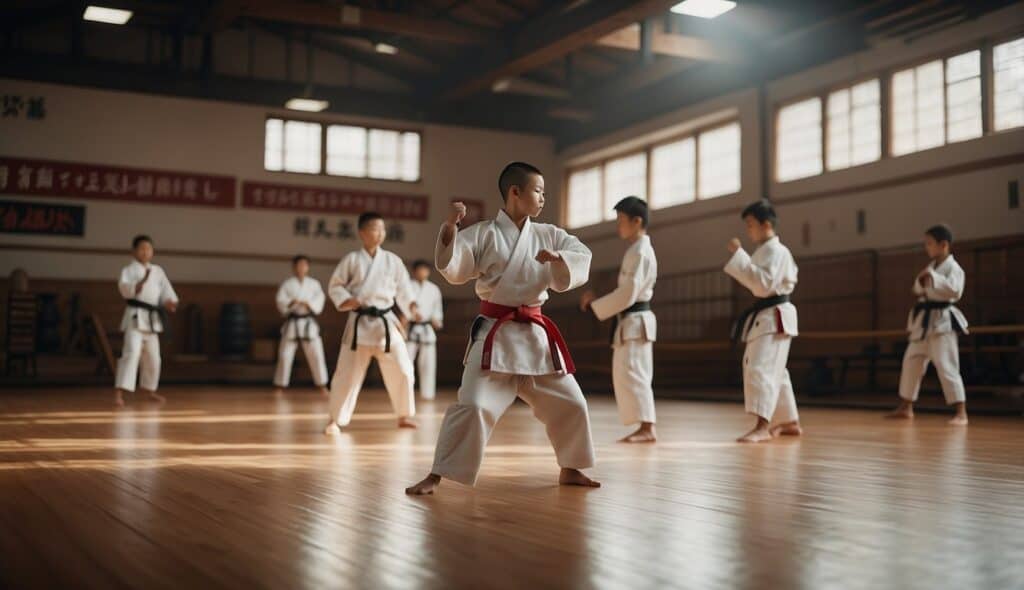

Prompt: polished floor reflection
xmin=1 ymin=387 xmax=1022 ymax=590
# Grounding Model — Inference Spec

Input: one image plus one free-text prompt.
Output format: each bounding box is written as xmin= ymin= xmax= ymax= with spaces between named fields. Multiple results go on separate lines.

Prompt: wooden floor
xmin=1 ymin=387 xmax=1022 ymax=590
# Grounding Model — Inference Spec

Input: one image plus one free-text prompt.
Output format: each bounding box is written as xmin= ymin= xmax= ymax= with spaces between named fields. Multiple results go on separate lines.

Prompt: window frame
xmin=989 ymin=32 xmax=1024 ymax=135
xmin=561 ymin=118 xmax=742 ymax=229
xmin=263 ymin=114 xmax=424 ymax=184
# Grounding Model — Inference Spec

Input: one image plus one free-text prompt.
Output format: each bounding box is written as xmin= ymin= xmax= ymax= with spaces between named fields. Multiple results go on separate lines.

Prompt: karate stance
xmin=407 ymin=162 xmax=599 ymax=495
xmin=580 ymin=196 xmax=659 ymax=443
xmin=273 ymin=254 xmax=329 ymax=397
xmin=406 ymin=259 xmax=444 ymax=400
xmin=888 ymin=224 xmax=969 ymax=425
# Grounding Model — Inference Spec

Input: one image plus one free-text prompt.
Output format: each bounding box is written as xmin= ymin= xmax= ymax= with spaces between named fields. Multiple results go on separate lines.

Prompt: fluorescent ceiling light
xmin=83 ymin=6 xmax=133 ymax=25
xmin=285 ymin=98 xmax=329 ymax=112
xmin=670 ymin=0 xmax=736 ymax=19
xmin=491 ymin=78 xmax=511 ymax=93
xmin=374 ymin=43 xmax=398 ymax=55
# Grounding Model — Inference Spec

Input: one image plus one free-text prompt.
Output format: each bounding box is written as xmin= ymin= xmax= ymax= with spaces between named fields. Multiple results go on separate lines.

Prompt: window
xmin=699 ymin=122 xmax=741 ymax=198
xmin=602 ymin=152 xmax=647 ymax=220
xmin=993 ymin=36 xmax=1024 ymax=131
xmin=564 ymin=120 xmax=741 ymax=229
xmin=265 ymin=119 xmax=321 ymax=174
xmin=827 ymin=79 xmax=881 ymax=170
xmin=776 ymin=97 xmax=822 ymax=182
xmin=650 ymin=137 xmax=696 ymax=208
xmin=265 ymin=117 xmax=421 ymax=181
xmin=891 ymin=50 xmax=981 ymax=156
xmin=566 ymin=166 xmax=602 ymax=229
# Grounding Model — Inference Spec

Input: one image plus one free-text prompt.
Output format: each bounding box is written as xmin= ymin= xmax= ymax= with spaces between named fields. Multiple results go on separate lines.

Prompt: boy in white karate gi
xmin=325 ymin=212 xmax=419 ymax=433
xmin=113 ymin=235 xmax=178 ymax=407
xmin=580 ymin=196 xmax=659 ymax=443
xmin=406 ymin=162 xmax=599 ymax=495
xmin=724 ymin=200 xmax=802 ymax=443
xmin=406 ymin=260 xmax=444 ymax=400
xmin=273 ymin=254 xmax=329 ymax=397
xmin=888 ymin=224 xmax=969 ymax=425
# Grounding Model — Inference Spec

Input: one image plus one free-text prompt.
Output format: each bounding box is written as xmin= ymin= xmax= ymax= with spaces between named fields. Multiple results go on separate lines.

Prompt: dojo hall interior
xmin=1 ymin=1 xmax=1023 ymax=589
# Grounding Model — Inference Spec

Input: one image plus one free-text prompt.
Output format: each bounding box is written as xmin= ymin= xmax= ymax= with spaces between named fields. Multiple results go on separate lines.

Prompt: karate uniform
xmin=590 ymin=235 xmax=658 ymax=426
xmin=898 ymin=255 xmax=969 ymax=405
xmin=429 ymin=211 xmax=597 ymax=486
xmin=326 ymin=248 xmax=417 ymax=426
xmin=407 ymin=279 xmax=444 ymax=400
xmin=273 ymin=275 xmax=329 ymax=388
xmin=724 ymin=236 xmax=800 ymax=424
xmin=115 ymin=260 xmax=178 ymax=392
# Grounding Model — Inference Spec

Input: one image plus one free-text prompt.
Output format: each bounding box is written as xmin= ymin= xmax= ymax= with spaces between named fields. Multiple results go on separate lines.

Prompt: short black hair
xmin=132 ymin=234 xmax=152 ymax=249
xmin=292 ymin=254 xmax=310 ymax=265
xmin=741 ymin=199 xmax=777 ymax=227
xmin=613 ymin=196 xmax=649 ymax=228
xmin=411 ymin=259 xmax=431 ymax=271
xmin=925 ymin=224 xmax=953 ymax=244
xmin=498 ymin=162 xmax=542 ymax=202
xmin=358 ymin=212 xmax=384 ymax=229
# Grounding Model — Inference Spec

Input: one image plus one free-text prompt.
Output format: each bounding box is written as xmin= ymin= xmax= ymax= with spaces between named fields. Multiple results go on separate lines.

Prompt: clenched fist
xmin=535 ymin=249 xmax=562 ymax=264
xmin=447 ymin=201 xmax=467 ymax=227
xmin=727 ymin=238 xmax=742 ymax=254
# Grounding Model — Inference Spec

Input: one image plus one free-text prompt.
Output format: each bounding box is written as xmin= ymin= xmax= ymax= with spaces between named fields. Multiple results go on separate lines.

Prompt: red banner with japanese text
xmin=242 ymin=181 xmax=429 ymax=221
xmin=0 ymin=156 xmax=235 ymax=208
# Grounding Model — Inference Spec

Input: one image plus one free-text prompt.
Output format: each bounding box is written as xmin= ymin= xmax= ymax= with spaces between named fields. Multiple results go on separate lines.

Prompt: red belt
xmin=479 ymin=301 xmax=575 ymax=374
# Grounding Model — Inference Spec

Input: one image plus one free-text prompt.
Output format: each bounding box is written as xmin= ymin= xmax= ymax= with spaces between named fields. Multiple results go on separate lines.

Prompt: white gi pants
xmin=898 ymin=332 xmax=966 ymax=404
xmin=743 ymin=333 xmax=799 ymax=423
xmin=430 ymin=339 xmax=596 ymax=486
xmin=328 ymin=339 xmax=415 ymax=426
xmin=611 ymin=340 xmax=656 ymax=425
xmin=407 ymin=341 xmax=438 ymax=400
xmin=115 ymin=328 xmax=161 ymax=392
xmin=274 ymin=336 xmax=329 ymax=387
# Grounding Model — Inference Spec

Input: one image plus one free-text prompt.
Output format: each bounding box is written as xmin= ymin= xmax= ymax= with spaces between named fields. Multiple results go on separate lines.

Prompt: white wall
xmin=557 ymin=3 xmax=1024 ymax=274
xmin=0 ymin=79 xmax=558 ymax=294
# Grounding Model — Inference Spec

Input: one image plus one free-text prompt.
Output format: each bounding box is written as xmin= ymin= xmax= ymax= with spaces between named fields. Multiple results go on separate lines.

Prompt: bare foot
xmin=113 ymin=390 xmax=126 ymax=408
xmin=273 ymin=387 xmax=285 ymax=397
xmin=324 ymin=422 xmax=341 ymax=436
xmin=397 ymin=417 xmax=417 ymax=429
xmin=618 ymin=424 xmax=657 ymax=443
xmin=886 ymin=402 xmax=914 ymax=419
xmin=770 ymin=421 xmax=802 ymax=437
xmin=144 ymin=390 xmax=166 ymax=405
xmin=317 ymin=386 xmax=329 ymax=398
xmin=405 ymin=473 xmax=441 ymax=495
xmin=737 ymin=426 xmax=773 ymax=443
xmin=948 ymin=414 xmax=969 ymax=426
xmin=558 ymin=468 xmax=601 ymax=488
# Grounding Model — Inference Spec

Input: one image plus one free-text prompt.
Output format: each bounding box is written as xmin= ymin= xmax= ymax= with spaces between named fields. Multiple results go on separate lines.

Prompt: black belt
xmin=731 ymin=294 xmax=790 ymax=342
xmin=126 ymin=298 xmax=163 ymax=331
xmin=409 ymin=321 xmax=432 ymax=343
xmin=912 ymin=300 xmax=965 ymax=340
xmin=285 ymin=312 xmax=318 ymax=342
xmin=351 ymin=306 xmax=397 ymax=352
xmin=610 ymin=300 xmax=653 ymax=345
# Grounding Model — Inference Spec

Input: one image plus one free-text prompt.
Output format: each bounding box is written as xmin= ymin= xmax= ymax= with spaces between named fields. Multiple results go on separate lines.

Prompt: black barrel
xmin=218 ymin=303 xmax=251 ymax=358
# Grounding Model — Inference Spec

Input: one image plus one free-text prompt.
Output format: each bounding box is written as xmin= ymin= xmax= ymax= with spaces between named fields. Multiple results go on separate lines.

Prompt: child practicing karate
xmin=406 ymin=162 xmax=599 ymax=495
xmin=273 ymin=255 xmax=329 ymax=397
xmin=325 ymin=212 xmax=419 ymax=433
xmin=724 ymin=200 xmax=802 ymax=443
xmin=579 ymin=196 xmax=659 ymax=443
xmin=406 ymin=260 xmax=444 ymax=400
xmin=113 ymin=235 xmax=178 ymax=407
xmin=888 ymin=224 xmax=969 ymax=425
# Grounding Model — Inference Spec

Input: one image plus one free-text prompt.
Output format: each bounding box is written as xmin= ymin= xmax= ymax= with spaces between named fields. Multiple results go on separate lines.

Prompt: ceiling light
xmin=285 ymin=98 xmax=329 ymax=112
xmin=83 ymin=6 xmax=133 ymax=25
xmin=670 ymin=0 xmax=736 ymax=19
xmin=491 ymin=79 xmax=511 ymax=93
xmin=374 ymin=43 xmax=398 ymax=55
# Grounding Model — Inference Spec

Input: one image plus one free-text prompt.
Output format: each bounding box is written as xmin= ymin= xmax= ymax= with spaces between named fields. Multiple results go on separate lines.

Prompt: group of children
xmin=112 ymin=161 xmax=972 ymax=495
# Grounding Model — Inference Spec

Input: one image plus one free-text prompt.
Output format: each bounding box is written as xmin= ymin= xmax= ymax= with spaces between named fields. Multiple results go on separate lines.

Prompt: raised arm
xmin=547 ymin=227 xmax=591 ymax=293
xmin=590 ymin=251 xmax=648 ymax=321
xmin=435 ymin=203 xmax=480 ymax=286
xmin=724 ymin=247 xmax=784 ymax=298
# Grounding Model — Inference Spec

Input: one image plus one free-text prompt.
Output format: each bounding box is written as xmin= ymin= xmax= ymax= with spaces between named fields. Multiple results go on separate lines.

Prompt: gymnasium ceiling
xmin=1 ymin=0 xmax=1019 ymax=148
